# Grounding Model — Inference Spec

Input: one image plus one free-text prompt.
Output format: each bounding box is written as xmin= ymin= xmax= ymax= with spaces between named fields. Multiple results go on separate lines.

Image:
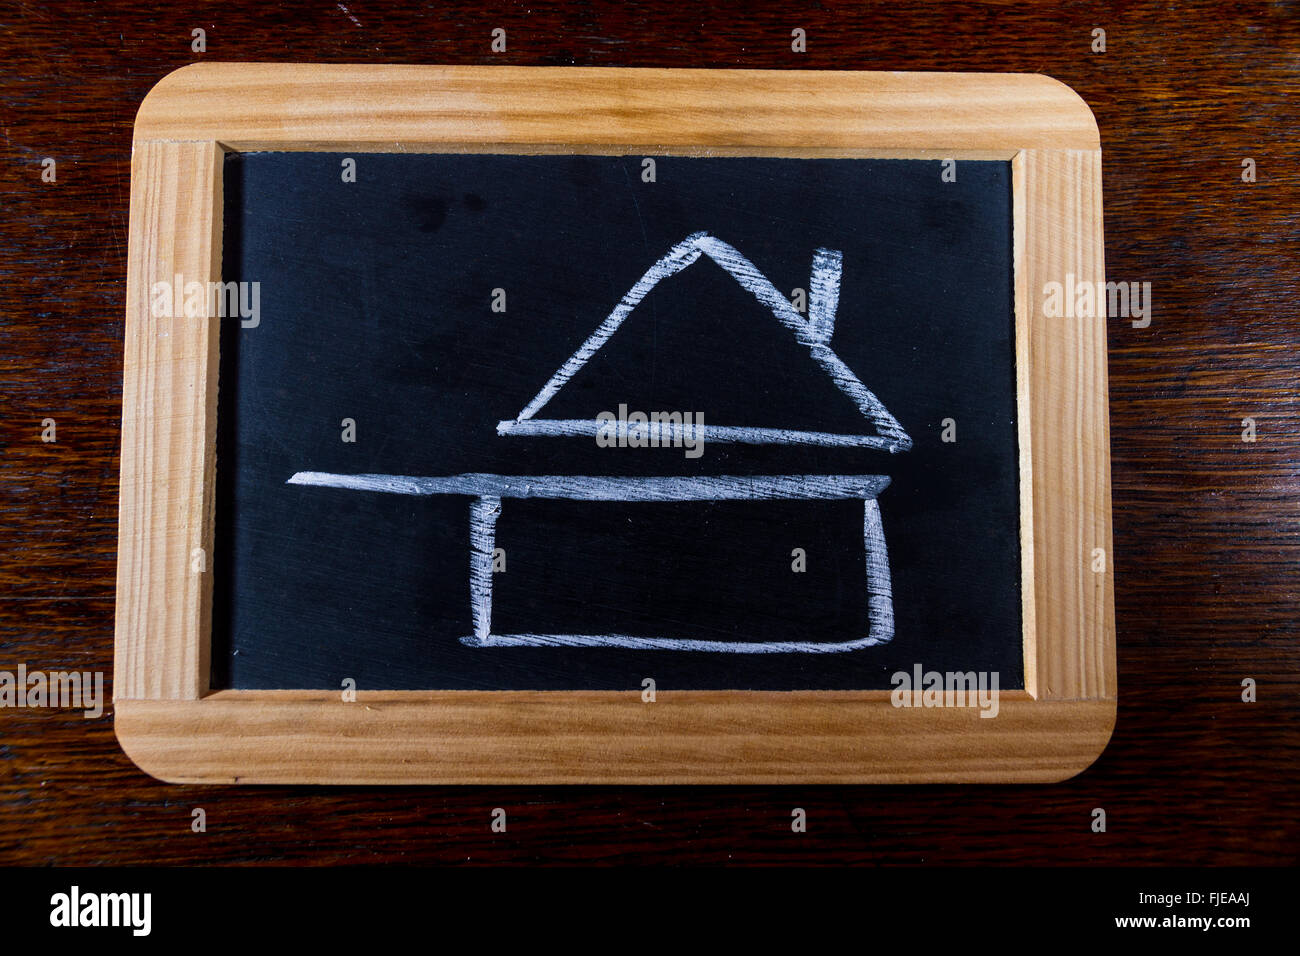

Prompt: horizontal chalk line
xmin=459 ymin=633 xmax=891 ymax=652
xmin=287 ymin=472 xmax=891 ymax=501
xmin=496 ymin=419 xmax=902 ymax=450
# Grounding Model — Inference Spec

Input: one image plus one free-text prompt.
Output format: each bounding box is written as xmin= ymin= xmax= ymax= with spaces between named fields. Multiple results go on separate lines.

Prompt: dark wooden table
xmin=2 ymin=1 xmax=1296 ymax=865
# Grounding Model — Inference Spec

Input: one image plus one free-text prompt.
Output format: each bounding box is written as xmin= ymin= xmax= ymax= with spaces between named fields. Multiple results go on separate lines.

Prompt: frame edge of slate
xmin=114 ymin=64 xmax=1115 ymax=784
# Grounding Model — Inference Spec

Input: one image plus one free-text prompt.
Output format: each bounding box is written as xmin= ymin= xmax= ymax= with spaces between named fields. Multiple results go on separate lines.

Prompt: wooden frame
xmin=115 ymin=64 xmax=1113 ymax=784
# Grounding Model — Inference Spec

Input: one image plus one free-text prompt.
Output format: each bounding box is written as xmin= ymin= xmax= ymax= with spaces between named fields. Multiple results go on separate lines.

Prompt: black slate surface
xmin=212 ymin=151 xmax=1020 ymax=690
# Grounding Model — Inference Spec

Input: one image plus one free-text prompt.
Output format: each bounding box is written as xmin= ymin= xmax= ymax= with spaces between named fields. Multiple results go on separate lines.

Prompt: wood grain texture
xmin=114 ymin=65 xmax=1110 ymax=782
xmin=116 ymin=140 xmax=222 ymax=701
xmin=115 ymin=693 xmax=1112 ymax=785
xmin=1 ymin=0 xmax=1296 ymax=864
xmin=1021 ymin=148 xmax=1115 ymax=701
xmin=132 ymin=62 xmax=1101 ymax=151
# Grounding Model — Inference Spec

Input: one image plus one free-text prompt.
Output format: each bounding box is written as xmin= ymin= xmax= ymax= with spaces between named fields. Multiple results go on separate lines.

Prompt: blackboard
xmin=212 ymin=151 xmax=1020 ymax=692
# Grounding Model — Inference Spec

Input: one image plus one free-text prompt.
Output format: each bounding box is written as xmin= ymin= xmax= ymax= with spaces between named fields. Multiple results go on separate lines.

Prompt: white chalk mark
xmin=456 ymin=491 xmax=897 ymax=653
xmin=808 ymin=247 xmax=842 ymax=345
xmin=468 ymin=496 xmax=501 ymax=641
xmin=511 ymin=235 xmax=703 ymax=423
xmin=502 ymin=232 xmax=913 ymax=453
xmin=496 ymin=418 xmax=899 ymax=449
xmin=863 ymin=498 xmax=894 ymax=645
xmin=459 ymin=632 xmax=890 ymax=652
xmin=287 ymin=472 xmax=891 ymax=501
xmin=288 ymin=234 xmax=910 ymax=655
xmin=336 ymin=3 xmax=362 ymax=28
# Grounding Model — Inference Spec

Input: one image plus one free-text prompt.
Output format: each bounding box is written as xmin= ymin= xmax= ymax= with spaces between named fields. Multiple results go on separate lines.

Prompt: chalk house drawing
xmin=289 ymin=232 xmax=912 ymax=652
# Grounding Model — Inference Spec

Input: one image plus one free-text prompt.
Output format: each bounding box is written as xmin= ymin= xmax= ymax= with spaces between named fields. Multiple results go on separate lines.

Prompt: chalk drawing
xmin=288 ymin=234 xmax=911 ymax=652
xmin=456 ymin=496 xmax=894 ymax=652
xmin=497 ymin=232 xmax=913 ymax=452
xmin=287 ymin=472 xmax=892 ymax=501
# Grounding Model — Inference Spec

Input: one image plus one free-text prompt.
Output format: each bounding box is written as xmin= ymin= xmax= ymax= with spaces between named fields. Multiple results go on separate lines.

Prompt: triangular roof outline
xmin=496 ymin=231 xmax=913 ymax=453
